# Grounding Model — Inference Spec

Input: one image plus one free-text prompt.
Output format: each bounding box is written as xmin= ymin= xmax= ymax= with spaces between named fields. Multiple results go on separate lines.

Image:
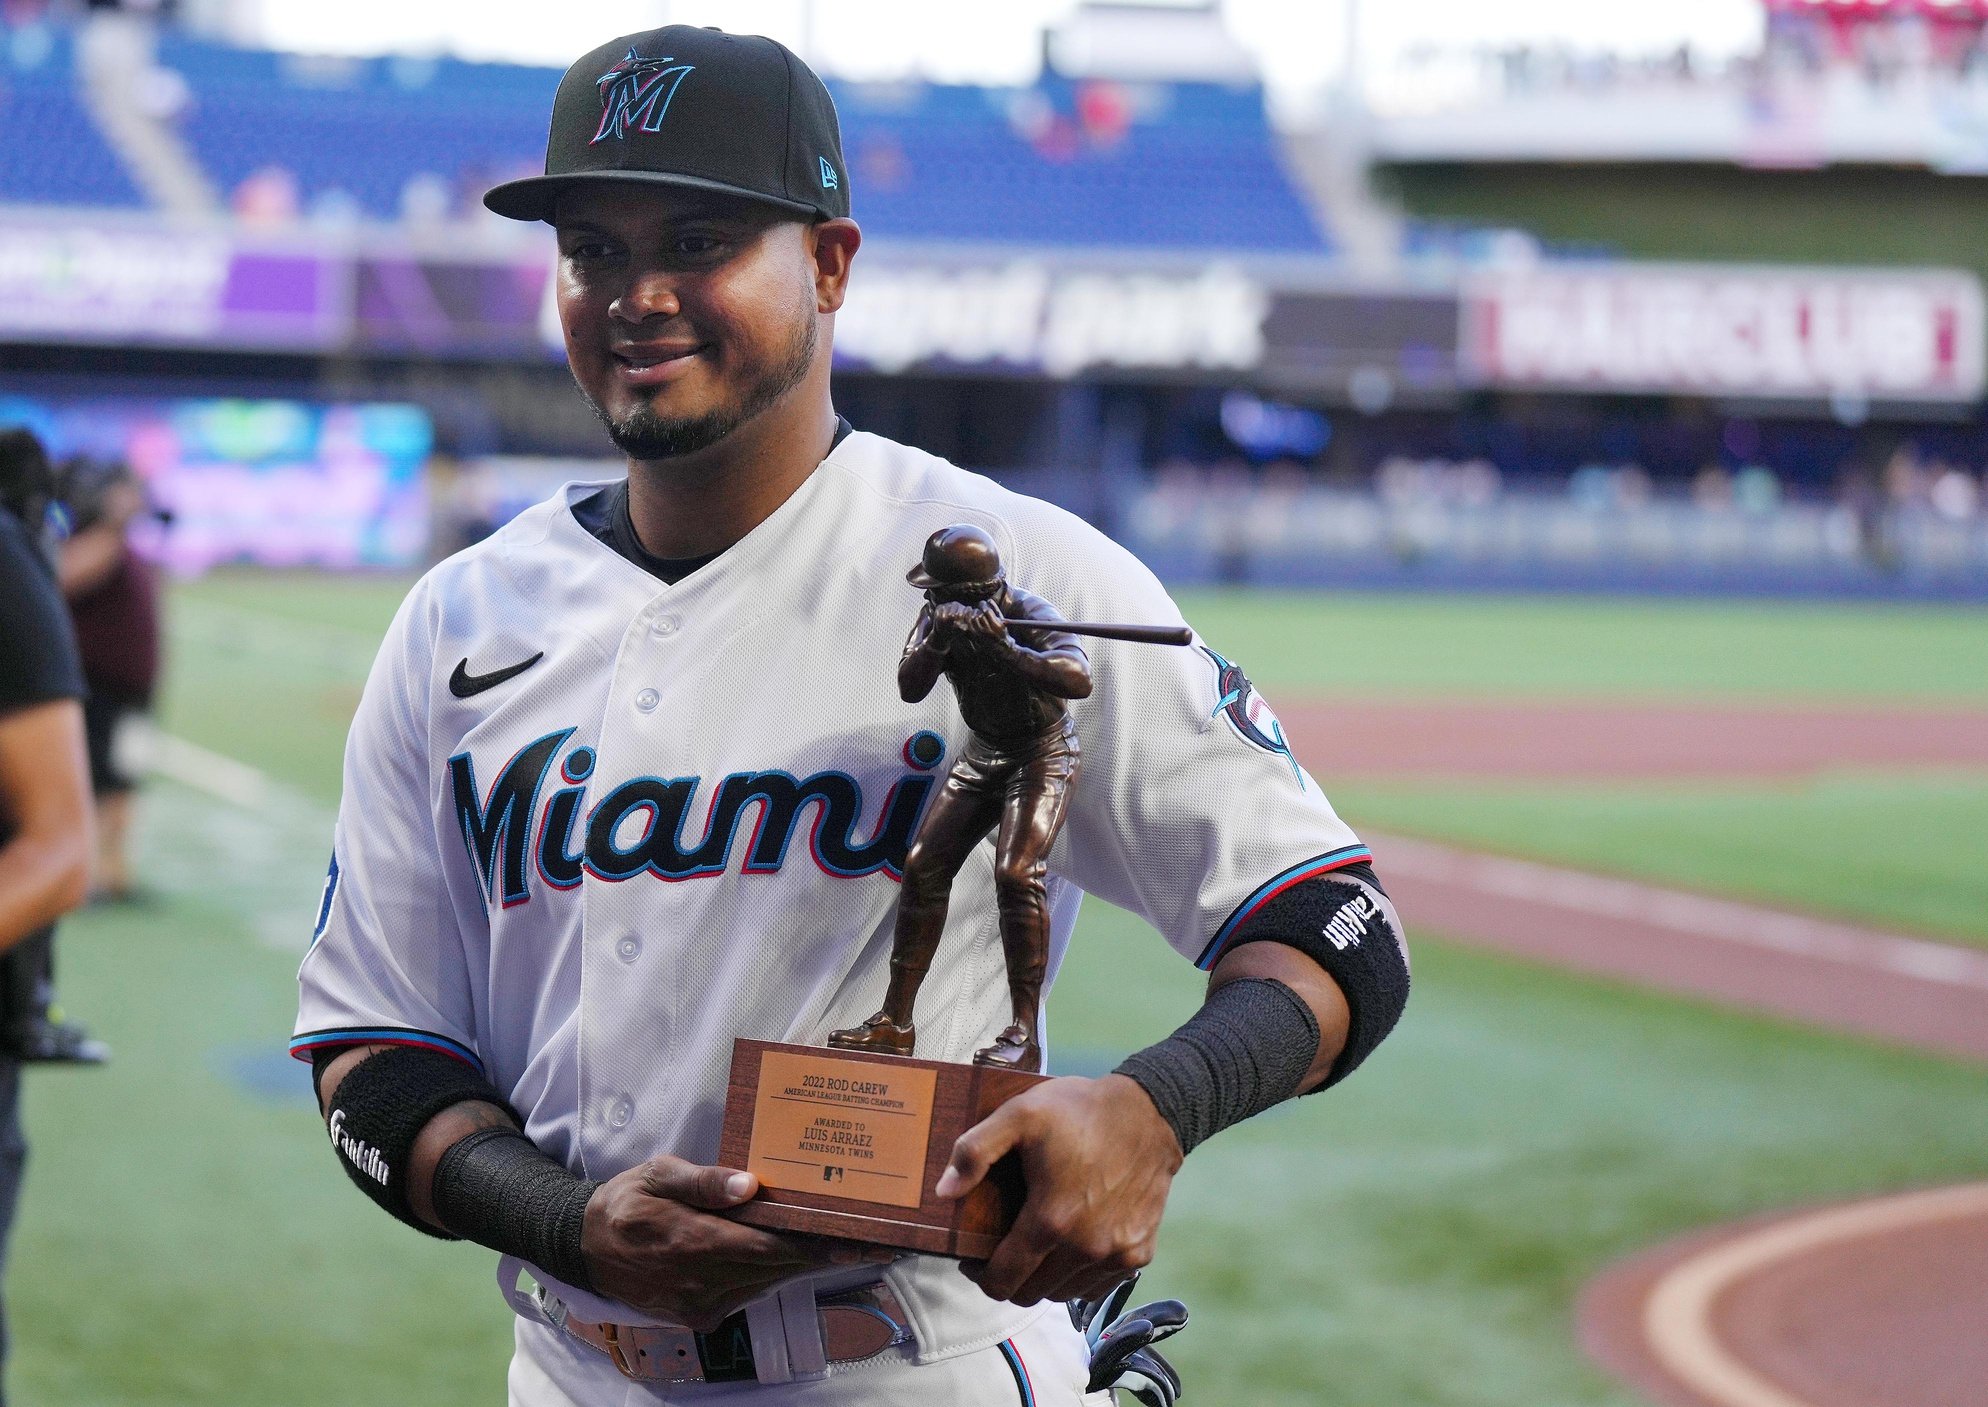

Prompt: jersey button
xmin=634 ymin=688 xmax=660 ymax=713
xmin=605 ymin=1096 xmax=633 ymax=1129
xmin=651 ymin=617 xmax=680 ymax=638
xmin=615 ymin=935 xmax=641 ymax=963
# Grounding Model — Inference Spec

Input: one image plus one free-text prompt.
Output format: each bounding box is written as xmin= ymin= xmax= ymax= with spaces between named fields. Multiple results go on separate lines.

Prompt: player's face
xmin=552 ymin=186 xmax=824 ymax=460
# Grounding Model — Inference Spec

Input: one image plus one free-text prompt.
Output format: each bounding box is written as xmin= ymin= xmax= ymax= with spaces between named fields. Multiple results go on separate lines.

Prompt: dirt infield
xmin=1274 ymin=694 xmax=1988 ymax=1407
xmin=1365 ymin=830 xmax=1988 ymax=1064
xmin=1277 ymin=699 xmax=1988 ymax=780
xmin=1277 ymin=694 xmax=1988 ymax=1064
xmin=1581 ymin=1186 xmax=1988 ymax=1407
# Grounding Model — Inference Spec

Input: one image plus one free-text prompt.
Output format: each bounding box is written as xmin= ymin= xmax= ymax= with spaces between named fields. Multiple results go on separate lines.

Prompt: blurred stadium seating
xmin=0 ymin=25 xmax=141 ymax=207
xmin=154 ymin=36 xmax=557 ymax=227
xmin=0 ymin=24 xmax=1327 ymax=251
xmin=834 ymin=77 xmax=1327 ymax=250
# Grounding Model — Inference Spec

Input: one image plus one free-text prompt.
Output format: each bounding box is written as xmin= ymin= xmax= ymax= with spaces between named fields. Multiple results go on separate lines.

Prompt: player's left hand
xmin=933 ymin=1073 xmax=1183 ymax=1307
xmin=960 ymin=600 xmax=1007 ymax=639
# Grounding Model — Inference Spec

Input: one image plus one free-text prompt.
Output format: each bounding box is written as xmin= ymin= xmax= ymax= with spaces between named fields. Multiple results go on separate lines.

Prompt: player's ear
xmin=809 ymin=218 xmax=861 ymax=314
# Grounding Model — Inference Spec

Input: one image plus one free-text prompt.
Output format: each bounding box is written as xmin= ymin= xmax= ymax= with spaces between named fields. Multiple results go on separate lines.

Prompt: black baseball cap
xmin=484 ymin=26 xmax=849 ymax=224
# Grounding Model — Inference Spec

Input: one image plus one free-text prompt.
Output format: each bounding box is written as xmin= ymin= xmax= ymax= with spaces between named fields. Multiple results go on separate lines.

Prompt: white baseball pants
xmin=508 ymin=1302 xmax=1115 ymax=1406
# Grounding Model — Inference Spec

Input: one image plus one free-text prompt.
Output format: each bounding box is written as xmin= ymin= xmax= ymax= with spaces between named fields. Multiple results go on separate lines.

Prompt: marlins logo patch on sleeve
xmin=1200 ymin=646 xmax=1303 ymax=788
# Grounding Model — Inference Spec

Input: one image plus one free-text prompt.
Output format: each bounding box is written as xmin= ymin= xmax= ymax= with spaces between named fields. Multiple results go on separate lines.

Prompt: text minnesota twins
xmin=452 ymin=727 xmax=948 ymax=909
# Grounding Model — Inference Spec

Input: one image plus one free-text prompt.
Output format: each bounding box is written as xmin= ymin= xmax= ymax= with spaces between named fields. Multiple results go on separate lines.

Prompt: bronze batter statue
xmin=829 ymin=525 xmax=1092 ymax=1073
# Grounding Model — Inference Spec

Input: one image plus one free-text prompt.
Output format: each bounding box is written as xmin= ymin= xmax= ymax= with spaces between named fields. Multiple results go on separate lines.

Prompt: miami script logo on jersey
xmin=592 ymin=49 xmax=696 ymax=144
xmin=448 ymin=728 xmax=947 ymax=910
xmin=1201 ymin=646 xmax=1303 ymax=788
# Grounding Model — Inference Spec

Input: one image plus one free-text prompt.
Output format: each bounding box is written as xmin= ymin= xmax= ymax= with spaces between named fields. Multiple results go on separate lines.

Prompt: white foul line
xmin=1640 ymin=1182 xmax=1988 ymax=1407
xmin=1367 ymin=830 xmax=1988 ymax=993
xmin=152 ymin=733 xmax=273 ymax=811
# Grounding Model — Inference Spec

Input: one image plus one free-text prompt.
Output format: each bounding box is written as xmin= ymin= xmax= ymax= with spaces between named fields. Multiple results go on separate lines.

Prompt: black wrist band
xmin=1114 ymin=977 xmax=1320 ymax=1156
xmin=431 ymin=1126 xmax=601 ymax=1293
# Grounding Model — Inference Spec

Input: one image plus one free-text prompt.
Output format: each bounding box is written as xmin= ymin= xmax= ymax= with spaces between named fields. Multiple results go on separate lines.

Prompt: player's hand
xmin=934 ymin=1074 xmax=1183 ymax=1308
xmin=961 ymin=600 xmax=1007 ymax=639
xmin=580 ymin=1154 xmax=865 ymax=1331
xmin=930 ymin=601 xmax=976 ymax=641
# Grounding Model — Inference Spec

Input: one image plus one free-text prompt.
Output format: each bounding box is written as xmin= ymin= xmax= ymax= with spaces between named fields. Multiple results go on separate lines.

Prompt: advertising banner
xmin=0 ymin=223 xmax=345 ymax=349
xmin=3 ymin=215 xmax=1979 ymax=409
xmin=1460 ymin=264 xmax=1986 ymax=402
xmin=0 ymin=394 xmax=432 ymax=572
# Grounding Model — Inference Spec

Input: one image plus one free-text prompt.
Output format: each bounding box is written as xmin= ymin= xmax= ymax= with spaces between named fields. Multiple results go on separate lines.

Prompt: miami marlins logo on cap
xmin=592 ymin=48 xmax=697 ymax=144
xmin=1201 ymin=646 xmax=1303 ymax=788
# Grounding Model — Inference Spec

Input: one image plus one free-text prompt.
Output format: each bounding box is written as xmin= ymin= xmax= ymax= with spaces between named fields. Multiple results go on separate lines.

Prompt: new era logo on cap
xmin=483 ymin=25 xmax=852 ymax=225
xmin=592 ymin=50 xmax=696 ymax=145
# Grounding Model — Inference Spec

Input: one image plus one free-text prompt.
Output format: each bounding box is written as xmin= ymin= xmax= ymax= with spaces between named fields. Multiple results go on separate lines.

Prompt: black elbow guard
xmin=318 ymin=1045 xmax=515 ymax=1238
xmin=1216 ymin=860 xmax=1410 ymax=1089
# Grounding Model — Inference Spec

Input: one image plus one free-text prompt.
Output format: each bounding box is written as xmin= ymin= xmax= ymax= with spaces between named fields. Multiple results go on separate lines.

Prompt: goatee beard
xmin=589 ymin=313 xmax=818 ymax=461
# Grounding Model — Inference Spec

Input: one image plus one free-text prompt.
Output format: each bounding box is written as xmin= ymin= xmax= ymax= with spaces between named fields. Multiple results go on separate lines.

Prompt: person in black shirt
xmin=0 ymin=427 xmax=95 ymax=1402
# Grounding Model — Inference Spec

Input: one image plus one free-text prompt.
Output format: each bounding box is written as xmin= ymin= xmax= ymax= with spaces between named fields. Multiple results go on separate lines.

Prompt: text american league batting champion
xmin=292 ymin=25 xmax=1409 ymax=1406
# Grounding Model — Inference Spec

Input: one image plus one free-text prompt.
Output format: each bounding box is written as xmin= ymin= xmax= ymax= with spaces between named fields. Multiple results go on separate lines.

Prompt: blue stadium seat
xmin=0 ymin=25 xmax=145 ymax=208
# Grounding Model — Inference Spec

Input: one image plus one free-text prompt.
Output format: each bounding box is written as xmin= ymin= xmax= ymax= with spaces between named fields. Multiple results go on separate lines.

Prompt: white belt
xmin=501 ymin=1258 xmax=913 ymax=1386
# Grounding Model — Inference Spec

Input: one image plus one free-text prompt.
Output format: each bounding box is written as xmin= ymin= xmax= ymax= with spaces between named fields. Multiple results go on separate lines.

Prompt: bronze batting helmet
xmin=906 ymin=524 xmax=1005 ymax=594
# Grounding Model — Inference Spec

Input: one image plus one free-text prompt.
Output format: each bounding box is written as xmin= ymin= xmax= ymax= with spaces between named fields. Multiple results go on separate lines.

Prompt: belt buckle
xmin=603 ymin=1322 xmax=709 ymax=1384
xmin=598 ymin=1322 xmax=639 ymax=1379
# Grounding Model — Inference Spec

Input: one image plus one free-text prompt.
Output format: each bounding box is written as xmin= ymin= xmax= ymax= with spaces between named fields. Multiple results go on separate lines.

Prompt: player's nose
xmin=608 ymin=272 xmax=683 ymax=323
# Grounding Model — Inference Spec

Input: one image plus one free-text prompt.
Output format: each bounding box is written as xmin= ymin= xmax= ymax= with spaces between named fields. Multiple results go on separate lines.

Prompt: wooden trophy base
xmin=718 ymin=1039 xmax=1047 ymax=1260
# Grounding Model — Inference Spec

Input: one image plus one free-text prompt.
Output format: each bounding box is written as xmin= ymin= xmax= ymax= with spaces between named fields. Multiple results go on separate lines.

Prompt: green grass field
xmin=1184 ymin=588 xmax=1988 ymax=947
xmin=14 ymin=575 xmax=1987 ymax=1405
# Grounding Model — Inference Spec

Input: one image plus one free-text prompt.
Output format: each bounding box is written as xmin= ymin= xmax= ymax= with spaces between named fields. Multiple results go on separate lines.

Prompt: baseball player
xmin=293 ymin=26 xmax=1410 ymax=1406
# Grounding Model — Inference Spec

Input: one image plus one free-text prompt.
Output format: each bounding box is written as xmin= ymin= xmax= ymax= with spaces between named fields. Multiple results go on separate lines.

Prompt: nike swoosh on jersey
xmin=449 ymin=652 xmax=545 ymax=699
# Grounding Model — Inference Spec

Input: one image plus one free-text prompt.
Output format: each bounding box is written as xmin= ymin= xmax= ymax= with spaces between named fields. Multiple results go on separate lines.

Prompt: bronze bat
xmin=1000 ymin=619 xmax=1193 ymax=646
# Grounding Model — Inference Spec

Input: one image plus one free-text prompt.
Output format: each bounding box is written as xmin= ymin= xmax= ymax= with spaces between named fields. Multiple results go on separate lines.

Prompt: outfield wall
xmin=1117 ymin=484 xmax=1988 ymax=600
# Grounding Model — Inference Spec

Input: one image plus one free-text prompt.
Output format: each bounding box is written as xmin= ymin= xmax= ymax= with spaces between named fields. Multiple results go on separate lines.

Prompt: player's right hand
xmin=580 ymin=1154 xmax=863 ymax=1331
xmin=930 ymin=601 xmax=976 ymax=640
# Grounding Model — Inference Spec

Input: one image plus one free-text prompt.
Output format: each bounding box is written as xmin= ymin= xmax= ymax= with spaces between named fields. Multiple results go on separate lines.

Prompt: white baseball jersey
xmin=292 ymin=429 xmax=1370 ymax=1376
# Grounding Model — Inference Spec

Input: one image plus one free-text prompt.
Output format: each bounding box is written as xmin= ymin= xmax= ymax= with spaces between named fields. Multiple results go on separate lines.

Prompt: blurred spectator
xmin=0 ymin=426 xmax=102 ymax=1402
xmin=426 ymin=454 xmax=507 ymax=558
xmin=398 ymin=170 xmax=452 ymax=226
xmin=1928 ymin=466 xmax=1981 ymax=521
xmin=56 ymin=459 xmax=162 ymax=907
xmin=1377 ymin=454 xmax=1507 ymax=509
xmin=1882 ymin=445 xmax=1929 ymax=508
xmin=1693 ymin=463 xmax=1735 ymax=510
xmin=1613 ymin=464 xmax=1653 ymax=508
xmin=1734 ymin=466 xmax=1782 ymax=515
xmin=1206 ymin=457 xmax=1253 ymax=584
xmin=231 ymin=165 xmax=300 ymax=225
xmin=1834 ymin=464 xmax=1894 ymax=570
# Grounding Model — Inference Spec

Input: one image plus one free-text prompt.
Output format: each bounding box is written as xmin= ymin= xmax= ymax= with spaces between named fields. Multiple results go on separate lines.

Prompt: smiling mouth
xmin=614 ymin=345 xmax=705 ymax=370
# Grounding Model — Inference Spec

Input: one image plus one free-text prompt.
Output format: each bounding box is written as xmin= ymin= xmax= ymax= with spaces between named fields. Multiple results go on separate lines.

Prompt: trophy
xmin=719 ymin=526 xmax=1190 ymax=1256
